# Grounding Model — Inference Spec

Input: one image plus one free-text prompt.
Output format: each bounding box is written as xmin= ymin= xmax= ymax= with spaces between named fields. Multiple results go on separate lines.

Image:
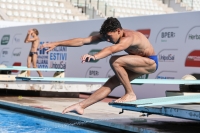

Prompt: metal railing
xmin=160 ymin=0 xmax=197 ymax=11
xmin=69 ymin=0 xmax=115 ymax=18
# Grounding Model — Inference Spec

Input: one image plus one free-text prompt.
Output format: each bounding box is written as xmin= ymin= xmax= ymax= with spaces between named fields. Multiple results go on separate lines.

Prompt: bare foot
xmin=62 ymin=103 xmax=84 ymax=115
xmin=114 ymin=93 xmax=137 ymax=103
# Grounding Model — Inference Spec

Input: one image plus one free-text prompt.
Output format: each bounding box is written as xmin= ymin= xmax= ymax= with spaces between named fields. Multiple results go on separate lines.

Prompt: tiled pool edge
xmin=0 ymin=100 xmax=158 ymax=133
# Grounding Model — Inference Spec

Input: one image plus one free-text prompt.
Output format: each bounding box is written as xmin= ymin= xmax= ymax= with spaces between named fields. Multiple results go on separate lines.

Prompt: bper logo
xmin=85 ymin=67 xmax=101 ymax=78
xmin=1 ymin=35 xmax=10 ymax=45
xmin=155 ymin=27 xmax=178 ymax=43
xmin=87 ymin=49 xmax=101 ymax=63
xmin=136 ymin=29 xmax=151 ymax=39
xmin=161 ymin=32 xmax=175 ymax=38
xmin=185 ymin=50 xmax=200 ymax=67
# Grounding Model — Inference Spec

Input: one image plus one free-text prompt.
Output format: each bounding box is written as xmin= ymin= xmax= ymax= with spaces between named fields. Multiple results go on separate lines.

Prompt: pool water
xmin=0 ymin=108 xmax=98 ymax=133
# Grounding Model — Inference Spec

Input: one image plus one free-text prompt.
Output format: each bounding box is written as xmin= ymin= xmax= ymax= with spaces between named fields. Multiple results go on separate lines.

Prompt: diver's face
xmin=105 ymin=29 xmax=121 ymax=44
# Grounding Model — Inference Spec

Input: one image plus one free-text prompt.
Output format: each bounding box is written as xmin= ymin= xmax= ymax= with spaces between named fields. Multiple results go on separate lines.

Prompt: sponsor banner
xmin=185 ymin=50 xmax=200 ymax=67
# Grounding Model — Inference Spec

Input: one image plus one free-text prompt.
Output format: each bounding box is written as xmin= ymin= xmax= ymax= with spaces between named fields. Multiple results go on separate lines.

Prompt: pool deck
xmin=0 ymin=95 xmax=200 ymax=133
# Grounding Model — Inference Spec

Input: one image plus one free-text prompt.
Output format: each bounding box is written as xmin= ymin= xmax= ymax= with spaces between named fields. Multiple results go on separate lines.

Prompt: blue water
xmin=0 ymin=109 xmax=98 ymax=133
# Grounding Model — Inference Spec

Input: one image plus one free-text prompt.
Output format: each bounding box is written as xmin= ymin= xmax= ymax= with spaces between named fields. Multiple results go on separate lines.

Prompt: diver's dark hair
xmin=99 ymin=17 xmax=122 ymax=35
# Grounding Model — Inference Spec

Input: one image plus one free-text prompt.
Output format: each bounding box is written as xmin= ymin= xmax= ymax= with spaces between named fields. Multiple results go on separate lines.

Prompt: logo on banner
xmin=12 ymin=33 xmax=21 ymax=44
xmin=12 ymin=48 xmax=21 ymax=57
xmin=158 ymin=49 xmax=177 ymax=62
xmin=136 ymin=29 xmax=151 ymax=39
xmin=1 ymin=35 xmax=10 ymax=45
xmin=157 ymin=76 xmax=175 ymax=79
xmin=161 ymin=32 xmax=175 ymax=38
xmin=185 ymin=50 xmax=200 ymax=67
xmin=185 ymin=26 xmax=200 ymax=43
xmin=161 ymin=32 xmax=175 ymax=42
xmin=87 ymin=49 xmax=101 ymax=63
xmin=12 ymin=62 xmax=21 ymax=73
xmin=2 ymin=50 xmax=8 ymax=57
xmin=50 ymin=53 xmax=67 ymax=60
xmin=0 ymin=61 xmax=9 ymax=66
xmin=85 ymin=67 xmax=101 ymax=78
xmin=155 ymin=27 xmax=178 ymax=43
xmin=155 ymin=71 xmax=176 ymax=80
xmin=50 ymin=61 xmax=66 ymax=69
xmin=37 ymin=41 xmax=49 ymax=68
xmin=159 ymin=54 xmax=175 ymax=62
xmin=1 ymin=48 xmax=9 ymax=57
xmin=188 ymin=34 xmax=200 ymax=40
xmin=49 ymin=46 xmax=67 ymax=69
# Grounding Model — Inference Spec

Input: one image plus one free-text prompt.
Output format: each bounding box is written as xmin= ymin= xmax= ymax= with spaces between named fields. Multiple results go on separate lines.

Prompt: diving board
xmin=0 ymin=66 xmax=65 ymax=81
xmin=15 ymin=77 xmax=200 ymax=84
xmin=109 ymin=94 xmax=200 ymax=107
xmin=0 ymin=67 xmax=64 ymax=71
xmin=109 ymin=95 xmax=200 ymax=121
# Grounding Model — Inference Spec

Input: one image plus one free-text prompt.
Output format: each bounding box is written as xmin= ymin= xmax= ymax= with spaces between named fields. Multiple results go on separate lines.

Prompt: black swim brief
xmin=29 ymin=52 xmax=38 ymax=56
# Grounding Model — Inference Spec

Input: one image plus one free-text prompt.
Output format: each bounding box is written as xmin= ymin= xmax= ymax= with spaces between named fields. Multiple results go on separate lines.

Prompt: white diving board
xmin=0 ymin=66 xmax=64 ymax=71
xmin=109 ymin=94 xmax=200 ymax=107
xmin=15 ymin=77 xmax=200 ymax=84
xmin=0 ymin=66 xmax=65 ymax=81
xmin=109 ymin=95 xmax=200 ymax=121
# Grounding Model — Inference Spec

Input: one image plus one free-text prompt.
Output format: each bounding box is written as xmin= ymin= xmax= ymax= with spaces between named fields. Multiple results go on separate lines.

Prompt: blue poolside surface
xmin=0 ymin=108 xmax=97 ymax=133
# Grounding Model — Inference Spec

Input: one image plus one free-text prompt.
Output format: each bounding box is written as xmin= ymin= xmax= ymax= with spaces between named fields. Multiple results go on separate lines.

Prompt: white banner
xmin=0 ymin=11 xmax=200 ymax=99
